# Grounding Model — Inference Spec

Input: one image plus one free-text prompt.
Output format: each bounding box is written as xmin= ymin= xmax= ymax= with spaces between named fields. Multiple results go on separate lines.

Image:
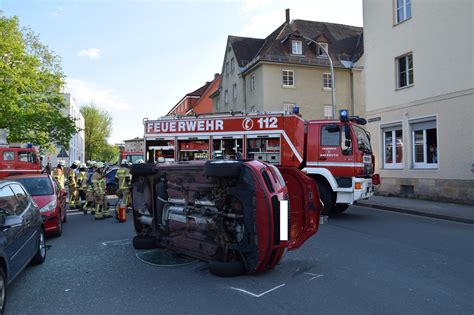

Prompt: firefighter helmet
xmin=96 ymin=161 xmax=105 ymax=169
xmin=135 ymin=159 xmax=144 ymax=164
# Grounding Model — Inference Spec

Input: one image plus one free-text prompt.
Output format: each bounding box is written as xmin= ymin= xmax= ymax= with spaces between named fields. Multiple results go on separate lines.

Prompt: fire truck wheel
xmin=334 ymin=204 xmax=349 ymax=213
xmin=208 ymin=259 xmax=246 ymax=277
xmin=204 ymin=160 xmax=243 ymax=177
xmin=132 ymin=235 xmax=156 ymax=250
xmin=130 ymin=163 xmax=157 ymax=176
xmin=316 ymin=181 xmax=336 ymax=215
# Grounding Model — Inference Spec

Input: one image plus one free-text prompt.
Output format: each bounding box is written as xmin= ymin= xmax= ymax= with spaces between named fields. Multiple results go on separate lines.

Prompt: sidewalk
xmin=357 ymin=195 xmax=474 ymax=224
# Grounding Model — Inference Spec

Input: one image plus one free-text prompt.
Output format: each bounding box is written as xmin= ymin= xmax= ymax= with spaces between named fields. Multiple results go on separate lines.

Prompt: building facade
xmin=44 ymin=94 xmax=85 ymax=167
xmin=168 ymin=74 xmax=221 ymax=116
xmin=212 ymin=10 xmax=365 ymax=120
xmin=363 ymin=0 xmax=474 ymax=203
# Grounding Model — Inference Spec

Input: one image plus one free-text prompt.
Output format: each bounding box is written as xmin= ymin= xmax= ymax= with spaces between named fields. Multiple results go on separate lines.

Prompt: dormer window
xmin=292 ymin=40 xmax=302 ymax=55
xmin=317 ymin=42 xmax=329 ymax=57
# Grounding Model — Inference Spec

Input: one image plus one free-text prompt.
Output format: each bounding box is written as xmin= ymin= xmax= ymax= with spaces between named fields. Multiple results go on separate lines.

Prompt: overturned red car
xmin=130 ymin=160 xmax=321 ymax=276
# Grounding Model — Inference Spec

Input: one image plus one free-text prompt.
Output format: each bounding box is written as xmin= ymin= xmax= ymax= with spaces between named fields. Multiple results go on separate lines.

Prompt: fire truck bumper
xmin=354 ymin=178 xmax=375 ymax=201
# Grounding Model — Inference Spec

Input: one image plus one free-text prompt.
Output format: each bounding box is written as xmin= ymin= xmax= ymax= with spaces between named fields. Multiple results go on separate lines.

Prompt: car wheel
xmin=132 ymin=236 xmax=156 ymax=250
xmin=0 ymin=268 xmax=6 ymax=314
xmin=204 ymin=160 xmax=243 ymax=177
xmin=209 ymin=260 xmax=246 ymax=277
xmin=130 ymin=163 xmax=156 ymax=176
xmin=31 ymin=229 xmax=46 ymax=265
xmin=316 ymin=181 xmax=336 ymax=216
xmin=54 ymin=217 xmax=63 ymax=237
xmin=334 ymin=204 xmax=350 ymax=213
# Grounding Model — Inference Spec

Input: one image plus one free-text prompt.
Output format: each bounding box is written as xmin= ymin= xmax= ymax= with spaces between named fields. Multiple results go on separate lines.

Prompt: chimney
xmin=214 ymin=73 xmax=219 ymax=80
xmin=285 ymin=8 xmax=290 ymax=23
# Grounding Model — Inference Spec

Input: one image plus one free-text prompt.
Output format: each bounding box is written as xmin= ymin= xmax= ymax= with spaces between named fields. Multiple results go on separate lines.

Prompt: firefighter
xmin=67 ymin=160 xmax=81 ymax=209
xmin=115 ymin=159 xmax=132 ymax=209
xmin=77 ymin=163 xmax=88 ymax=211
xmin=84 ymin=161 xmax=96 ymax=215
xmin=53 ymin=161 xmax=65 ymax=190
xmin=92 ymin=162 xmax=110 ymax=220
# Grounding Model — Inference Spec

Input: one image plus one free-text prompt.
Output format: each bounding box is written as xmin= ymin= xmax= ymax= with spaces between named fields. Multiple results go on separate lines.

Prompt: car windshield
xmin=352 ymin=125 xmax=372 ymax=154
xmin=13 ymin=177 xmax=53 ymax=196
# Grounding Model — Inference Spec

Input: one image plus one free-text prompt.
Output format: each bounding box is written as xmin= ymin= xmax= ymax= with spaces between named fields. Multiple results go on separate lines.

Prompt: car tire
xmin=208 ymin=260 xmax=246 ymax=277
xmin=54 ymin=217 xmax=63 ymax=237
xmin=31 ymin=230 xmax=46 ymax=265
xmin=204 ymin=160 xmax=243 ymax=177
xmin=316 ymin=181 xmax=336 ymax=216
xmin=0 ymin=268 xmax=6 ymax=314
xmin=130 ymin=163 xmax=156 ymax=176
xmin=132 ymin=236 xmax=156 ymax=250
xmin=334 ymin=204 xmax=350 ymax=213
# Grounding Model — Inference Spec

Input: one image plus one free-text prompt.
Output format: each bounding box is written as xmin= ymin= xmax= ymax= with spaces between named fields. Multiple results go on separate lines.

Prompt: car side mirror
xmin=1 ymin=215 xmax=23 ymax=229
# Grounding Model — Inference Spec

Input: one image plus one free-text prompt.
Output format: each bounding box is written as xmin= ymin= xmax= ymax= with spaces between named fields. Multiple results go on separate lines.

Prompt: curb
xmin=358 ymin=203 xmax=474 ymax=225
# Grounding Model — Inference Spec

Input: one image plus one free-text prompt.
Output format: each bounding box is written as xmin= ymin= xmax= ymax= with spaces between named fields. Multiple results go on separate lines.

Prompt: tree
xmin=80 ymin=103 xmax=117 ymax=162
xmin=0 ymin=13 xmax=77 ymax=150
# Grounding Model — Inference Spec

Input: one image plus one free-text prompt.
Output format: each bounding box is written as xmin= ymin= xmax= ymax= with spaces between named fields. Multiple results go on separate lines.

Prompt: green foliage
xmin=0 ymin=13 xmax=77 ymax=148
xmin=80 ymin=103 xmax=116 ymax=162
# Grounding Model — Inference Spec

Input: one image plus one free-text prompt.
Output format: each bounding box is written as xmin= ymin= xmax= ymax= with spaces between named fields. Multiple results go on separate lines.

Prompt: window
xmin=0 ymin=186 xmax=16 ymax=216
xmin=10 ymin=184 xmax=29 ymax=214
xmin=321 ymin=125 xmax=340 ymax=146
xmin=232 ymin=84 xmax=237 ymax=100
xmin=3 ymin=151 xmax=14 ymax=161
xmin=411 ymin=118 xmax=437 ymax=168
xmin=250 ymin=73 xmax=256 ymax=91
xmin=282 ymin=70 xmax=294 ymax=87
xmin=292 ymin=40 xmax=302 ymax=55
xmin=396 ymin=0 xmax=411 ymax=24
xmin=323 ymin=73 xmax=333 ymax=89
xmin=231 ymin=57 xmax=235 ymax=73
xmin=226 ymin=61 xmax=230 ymax=75
xmin=18 ymin=151 xmax=35 ymax=163
xmin=224 ymin=89 xmax=228 ymax=104
xmin=382 ymin=126 xmax=403 ymax=168
xmin=324 ymin=105 xmax=333 ymax=118
xmin=317 ymin=42 xmax=328 ymax=57
xmin=397 ymin=53 xmax=414 ymax=88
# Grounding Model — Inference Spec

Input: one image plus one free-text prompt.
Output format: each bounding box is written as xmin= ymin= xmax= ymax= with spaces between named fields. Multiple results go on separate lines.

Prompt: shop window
xmin=382 ymin=126 xmax=403 ymax=169
xmin=411 ymin=118 xmax=437 ymax=168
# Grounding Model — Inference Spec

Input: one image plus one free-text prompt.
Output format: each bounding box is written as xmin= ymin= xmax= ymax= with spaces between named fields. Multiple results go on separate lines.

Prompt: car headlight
xmin=40 ymin=200 xmax=57 ymax=213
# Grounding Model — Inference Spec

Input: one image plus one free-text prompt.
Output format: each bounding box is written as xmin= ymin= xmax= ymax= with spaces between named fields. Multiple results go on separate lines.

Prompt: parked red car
xmin=9 ymin=174 xmax=67 ymax=236
xmin=131 ymin=160 xmax=321 ymax=276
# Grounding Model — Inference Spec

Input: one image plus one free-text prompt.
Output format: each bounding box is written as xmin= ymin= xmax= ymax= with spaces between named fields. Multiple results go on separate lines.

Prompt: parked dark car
xmin=105 ymin=167 xmax=118 ymax=195
xmin=9 ymin=174 xmax=67 ymax=237
xmin=131 ymin=160 xmax=321 ymax=276
xmin=0 ymin=180 xmax=46 ymax=312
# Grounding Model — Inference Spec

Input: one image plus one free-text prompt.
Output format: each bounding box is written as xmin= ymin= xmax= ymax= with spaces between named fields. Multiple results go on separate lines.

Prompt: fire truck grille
xmin=271 ymin=196 xmax=280 ymax=246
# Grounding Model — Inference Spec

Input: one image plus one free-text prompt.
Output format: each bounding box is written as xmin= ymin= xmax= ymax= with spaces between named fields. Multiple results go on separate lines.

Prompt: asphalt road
xmin=6 ymin=205 xmax=474 ymax=314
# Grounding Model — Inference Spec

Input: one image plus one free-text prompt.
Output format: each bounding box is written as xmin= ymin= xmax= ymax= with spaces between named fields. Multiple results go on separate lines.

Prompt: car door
xmin=277 ymin=166 xmax=321 ymax=250
xmin=0 ymin=185 xmax=27 ymax=279
xmin=9 ymin=184 xmax=38 ymax=264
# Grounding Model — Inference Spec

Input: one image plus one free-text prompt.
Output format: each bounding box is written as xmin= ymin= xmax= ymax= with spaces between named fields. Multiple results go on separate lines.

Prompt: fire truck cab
xmin=0 ymin=146 xmax=42 ymax=179
xmin=143 ymin=111 xmax=378 ymax=215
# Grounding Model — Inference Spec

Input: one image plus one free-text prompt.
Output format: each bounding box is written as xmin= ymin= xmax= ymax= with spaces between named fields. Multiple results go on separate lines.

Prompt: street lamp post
xmin=302 ymin=36 xmax=336 ymax=119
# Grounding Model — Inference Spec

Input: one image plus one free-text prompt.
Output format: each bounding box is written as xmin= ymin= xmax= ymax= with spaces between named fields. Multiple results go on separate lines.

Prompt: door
xmin=277 ymin=166 xmax=321 ymax=250
xmin=0 ymin=185 xmax=27 ymax=278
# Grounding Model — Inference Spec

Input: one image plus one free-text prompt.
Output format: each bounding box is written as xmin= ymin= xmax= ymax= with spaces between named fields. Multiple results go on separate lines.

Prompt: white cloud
xmin=65 ymin=78 xmax=129 ymax=111
xmin=77 ymin=48 xmax=101 ymax=59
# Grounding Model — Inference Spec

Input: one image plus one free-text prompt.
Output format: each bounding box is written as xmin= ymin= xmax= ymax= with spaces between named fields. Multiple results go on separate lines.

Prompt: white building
xmin=44 ymin=94 xmax=85 ymax=167
xmin=362 ymin=0 xmax=474 ymax=203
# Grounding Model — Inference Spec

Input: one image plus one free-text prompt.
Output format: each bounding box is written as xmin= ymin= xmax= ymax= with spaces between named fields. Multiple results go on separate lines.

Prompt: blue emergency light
xmin=292 ymin=106 xmax=300 ymax=114
xmin=339 ymin=109 xmax=349 ymax=122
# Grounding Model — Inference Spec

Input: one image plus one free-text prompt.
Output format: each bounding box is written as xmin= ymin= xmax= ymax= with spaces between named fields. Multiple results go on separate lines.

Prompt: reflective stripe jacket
xmin=68 ymin=169 xmax=77 ymax=188
xmin=115 ymin=167 xmax=131 ymax=190
xmin=77 ymin=171 xmax=88 ymax=190
xmin=53 ymin=168 xmax=65 ymax=189
xmin=91 ymin=171 xmax=105 ymax=195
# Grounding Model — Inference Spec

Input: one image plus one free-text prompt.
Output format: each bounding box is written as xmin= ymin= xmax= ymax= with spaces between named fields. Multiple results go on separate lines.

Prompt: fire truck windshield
xmin=352 ymin=125 xmax=372 ymax=154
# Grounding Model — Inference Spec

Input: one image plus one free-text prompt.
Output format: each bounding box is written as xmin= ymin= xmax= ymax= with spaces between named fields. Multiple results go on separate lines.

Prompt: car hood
xmin=32 ymin=195 xmax=56 ymax=209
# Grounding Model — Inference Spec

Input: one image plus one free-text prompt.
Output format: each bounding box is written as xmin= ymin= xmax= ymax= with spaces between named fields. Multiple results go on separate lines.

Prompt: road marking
xmin=230 ymin=284 xmax=286 ymax=298
xmin=101 ymin=239 xmax=131 ymax=246
xmin=304 ymin=272 xmax=324 ymax=281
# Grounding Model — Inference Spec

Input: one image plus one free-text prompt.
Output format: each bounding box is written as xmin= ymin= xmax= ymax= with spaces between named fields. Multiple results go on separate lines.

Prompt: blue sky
xmin=0 ymin=0 xmax=362 ymax=144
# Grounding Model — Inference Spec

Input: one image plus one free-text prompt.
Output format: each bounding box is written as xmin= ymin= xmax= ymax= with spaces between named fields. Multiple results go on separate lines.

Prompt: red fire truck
xmin=0 ymin=146 xmax=42 ymax=179
xmin=143 ymin=112 xmax=379 ymax=214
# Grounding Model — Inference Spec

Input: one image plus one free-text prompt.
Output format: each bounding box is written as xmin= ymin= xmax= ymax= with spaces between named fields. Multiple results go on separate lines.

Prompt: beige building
xmin=212 ymin=10 xmax=365 ymax=120
xmin=363 ymin=0 xmax=474 ymax=203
